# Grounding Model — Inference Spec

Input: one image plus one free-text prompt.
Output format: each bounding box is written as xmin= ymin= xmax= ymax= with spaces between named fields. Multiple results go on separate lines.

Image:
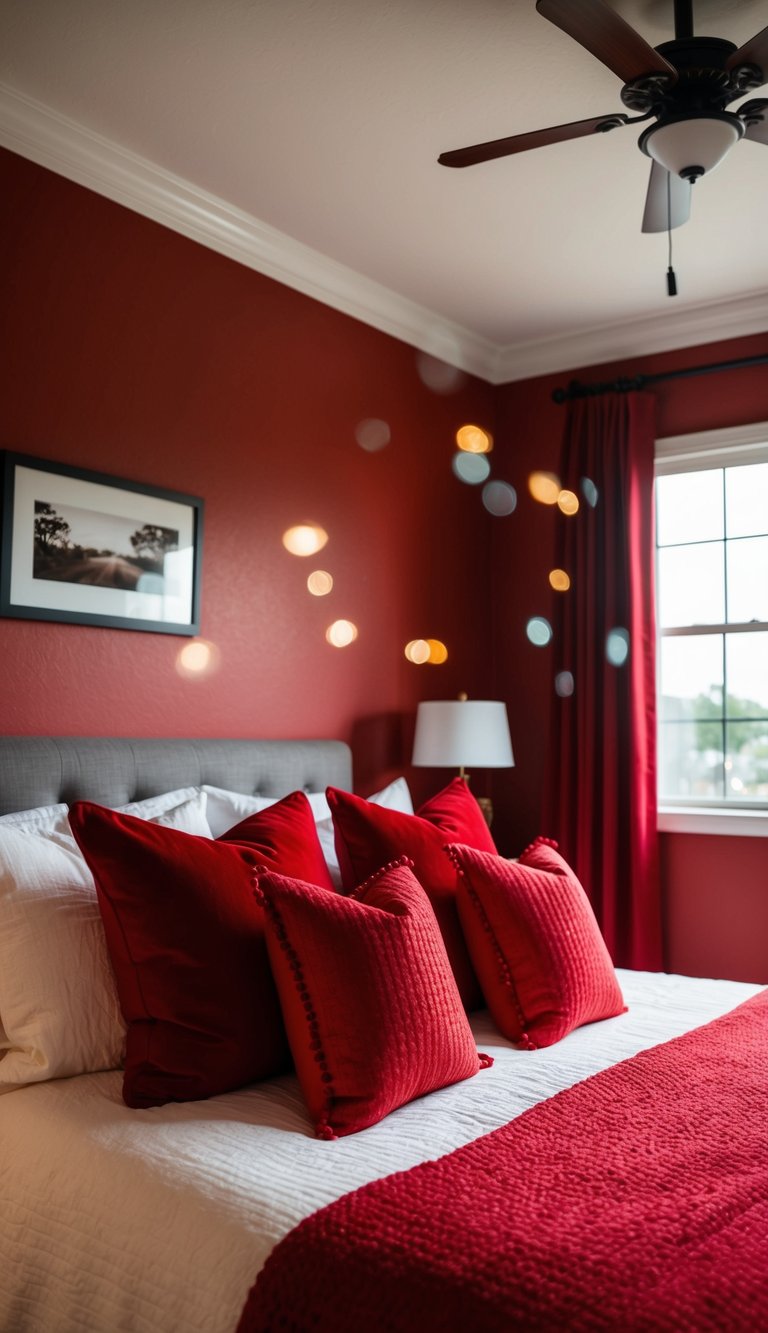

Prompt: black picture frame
xmin=0 ymin=452 xmax=203 ymax=635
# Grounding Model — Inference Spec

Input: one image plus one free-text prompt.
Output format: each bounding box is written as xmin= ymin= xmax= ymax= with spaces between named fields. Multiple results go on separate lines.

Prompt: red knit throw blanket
xmin=239 ymin=991 xmax=768 ymax=1332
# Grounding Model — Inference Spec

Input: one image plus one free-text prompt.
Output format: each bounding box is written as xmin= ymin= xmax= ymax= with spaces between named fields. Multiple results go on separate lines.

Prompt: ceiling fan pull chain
xmin=666 ymin=173 xmax=678 ymax=297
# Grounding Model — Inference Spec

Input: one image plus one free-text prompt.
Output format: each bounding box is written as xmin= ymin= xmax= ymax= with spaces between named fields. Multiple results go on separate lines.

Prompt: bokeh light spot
xmin=453 ymin=452 xmax=491 ymax=485
xmin=606 ymin=627 xmax=630 ymax=667
xmin=482 ymin=480 xmax=517 ymax=516
xmin=405 ymin=639 xmax=431 ymax=664
xmin=416 ymin=350 xmax=466 ymax=395
xmin=529 ymin=472 xmax=561 ymax=504
xmin=555 ymin=670 xmax=575 ymax=697
xmin=549 ymin=568 xmax=571 ymax=592
xmin=526 ymin=616 xmax=553 ymax=647
xmin=557 ymin=489 xmax=580 ymax=516
xmin=581 ymin=477 xmax=599 ymax=507
xmin=355 ymin=418 xmax=391 ymax=452
xmin=326 ymin=619 xmax=358 ymax=648
xmin=282 ymin=524 xmax=328 ymax=557
xmin=307 ymin=570 xmax=333 ymax=596
xmin=176 ymin=639 xmax=221 ymax=679
xmin=456 ymin=424 xmax=493 ymax=454
xmin=427 ymin=639 xmax=448 ymax=664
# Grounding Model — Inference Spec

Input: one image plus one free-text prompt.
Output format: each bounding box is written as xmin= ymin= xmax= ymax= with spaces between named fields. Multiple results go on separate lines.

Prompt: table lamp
xmin=411 ymin=694 xmax=514 ymax=824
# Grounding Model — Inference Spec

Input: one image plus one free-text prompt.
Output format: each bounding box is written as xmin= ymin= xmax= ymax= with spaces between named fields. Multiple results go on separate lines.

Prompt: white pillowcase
xmin=201 ymin=779 xmax=413 ymax=885
xmin=119 ymin=790 xmax=212 ymax=838
xmin=0 ymin=803 xmax=71 ymax=833
xmin=0 ymin=787 xmax=208 ymax=835
xmin=116 ymin=787 xmax=205 ymax=822
xmin=0 ymin=792 xmax=211 ymax=1091
xmin=316 ymin=777 xmax=414 ymax=887
xmin=202 ymin=784 xmax=331 ymax=839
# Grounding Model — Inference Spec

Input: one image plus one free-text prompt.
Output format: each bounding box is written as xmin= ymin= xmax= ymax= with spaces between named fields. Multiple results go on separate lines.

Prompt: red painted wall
xmin=0 ymin=147 xmax=496 ymax=797
xmin=492 ymin=330 xmax=768 ymax=983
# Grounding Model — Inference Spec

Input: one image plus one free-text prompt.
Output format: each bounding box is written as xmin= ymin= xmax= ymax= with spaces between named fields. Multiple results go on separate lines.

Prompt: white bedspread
xmin=0 ymin=970 xmax=760 ymax=1333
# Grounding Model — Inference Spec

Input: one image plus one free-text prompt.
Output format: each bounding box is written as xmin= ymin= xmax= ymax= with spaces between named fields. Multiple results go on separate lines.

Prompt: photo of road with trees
xmin=33 ymin=499 xmax=179 ymax=591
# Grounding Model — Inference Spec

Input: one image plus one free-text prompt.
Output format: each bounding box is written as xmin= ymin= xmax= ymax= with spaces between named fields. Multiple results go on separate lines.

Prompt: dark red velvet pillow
xmin=255 ymin=857 xmax=490 ymax=1139
xmin=447 ymin=837 xmax=626 ymax=1049
xmin=69 ymin=791 xmax=335 ymax=1108
xmin=326 ymin=778 xmax=497 ymax=1010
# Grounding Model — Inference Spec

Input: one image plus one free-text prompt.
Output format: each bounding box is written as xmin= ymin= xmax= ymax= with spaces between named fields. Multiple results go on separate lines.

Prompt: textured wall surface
xmin=0 ymin=147 xmax=495 ymax=799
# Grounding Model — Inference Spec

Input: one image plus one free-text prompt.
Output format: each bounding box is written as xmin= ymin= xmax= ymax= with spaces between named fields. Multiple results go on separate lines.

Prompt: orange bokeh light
xmin=549 ymin=568 xmax=571 ymax=591
xmin=528 ymin=472 xmax=561 ymax=504
xmin=557 ymin=490 xmax=580 ymax=515
xmin=282 ymin=524 xmax=329 ymax=556
xmin=456 ymin=424 xmax=493 ymax=454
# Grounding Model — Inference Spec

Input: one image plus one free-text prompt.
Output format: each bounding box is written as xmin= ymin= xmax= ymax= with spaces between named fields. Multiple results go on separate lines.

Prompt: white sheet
xmin=0 ymin=970 xmax=761 ymax=1333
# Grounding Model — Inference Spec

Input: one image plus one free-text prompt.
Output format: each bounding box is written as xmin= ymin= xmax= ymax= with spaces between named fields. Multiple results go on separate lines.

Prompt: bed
xmin=0 ymin=736 xmax=765 ymax=1332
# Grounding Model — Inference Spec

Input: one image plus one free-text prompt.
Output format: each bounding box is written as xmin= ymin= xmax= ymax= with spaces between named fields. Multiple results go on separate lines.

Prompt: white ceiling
xmin=1 ymin=0 xmax=767 ymax=381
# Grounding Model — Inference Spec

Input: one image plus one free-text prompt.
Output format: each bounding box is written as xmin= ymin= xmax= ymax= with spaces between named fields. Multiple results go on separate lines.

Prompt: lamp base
xmin=475 ymin=795 xmax=493 ymax=827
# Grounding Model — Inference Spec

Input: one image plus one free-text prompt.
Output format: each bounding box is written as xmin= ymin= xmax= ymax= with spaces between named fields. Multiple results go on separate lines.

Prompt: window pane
xmin=725 ymin=722 xmax=768 ymax=800
xmin=659 ymin=634 xmax=723 ymax=720
xmin=725 ymin=461 xmax=768 ymax=538
xmin=726 ymin=536 xmax=768 ymax=624
xmin=656 ymin=469 xmax=723 ymax=547
xmin=658 ymin=721 xmax=723 ymax=800
xmin=657 ymin=543 xmax=724 ymax=627
xmin=726 ymin=631 xmax=768 ymax=713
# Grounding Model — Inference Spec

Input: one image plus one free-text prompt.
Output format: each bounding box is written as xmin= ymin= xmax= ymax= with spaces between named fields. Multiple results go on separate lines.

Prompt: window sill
xmin=658 ymin=807 xmax=768 ymax=837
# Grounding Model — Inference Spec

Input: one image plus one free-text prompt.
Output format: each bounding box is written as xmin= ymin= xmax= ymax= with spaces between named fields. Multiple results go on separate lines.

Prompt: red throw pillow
xmin=447 ymin=837 xmax=626 ymax=1049
xmin=69 ymin=792 xmax=335 ymax=1108
xmin=255 ymin=858 xmax=491 ymax=1138
xmin=326 ymin=778 xmax=497 ymax=1010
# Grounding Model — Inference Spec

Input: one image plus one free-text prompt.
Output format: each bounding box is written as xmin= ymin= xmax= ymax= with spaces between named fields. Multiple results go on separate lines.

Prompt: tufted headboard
xmin=0 ymin=736 xmax=353 ymax=816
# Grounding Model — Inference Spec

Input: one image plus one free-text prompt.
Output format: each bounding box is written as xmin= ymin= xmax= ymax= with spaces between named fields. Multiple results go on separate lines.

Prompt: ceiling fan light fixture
xmin=640 ymin=113 xmax=744 ymax=181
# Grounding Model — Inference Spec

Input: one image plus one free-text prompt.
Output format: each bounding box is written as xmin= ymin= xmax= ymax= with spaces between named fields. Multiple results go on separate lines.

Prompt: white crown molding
xmin=0 ymin=82 xmax=499 ymax=382
xmin=495 ymin=290 xmax=768 ymax=385
xmin=0 ymin=81 xmax=765 ymax=388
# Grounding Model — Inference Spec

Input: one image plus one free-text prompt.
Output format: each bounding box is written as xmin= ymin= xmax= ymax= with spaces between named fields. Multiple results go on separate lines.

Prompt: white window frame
xmin=655 ymin=420 xmax=768 ymax=838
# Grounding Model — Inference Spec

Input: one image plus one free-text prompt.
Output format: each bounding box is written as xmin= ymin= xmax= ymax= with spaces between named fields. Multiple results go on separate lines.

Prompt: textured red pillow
xmin=446 ymin=837 xmax=626 ymax=1049
xmin=327 ymin=778 xmax=497 ymax=1010
xmin=255 ymin=857 xmax=491 ymax=1139
xmin=69 ymin=791 xmax=335 ymax=1108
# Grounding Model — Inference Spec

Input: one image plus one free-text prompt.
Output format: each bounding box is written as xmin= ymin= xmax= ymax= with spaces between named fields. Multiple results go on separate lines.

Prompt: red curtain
xmin=545 ymin=391 xmax=662 ymax=970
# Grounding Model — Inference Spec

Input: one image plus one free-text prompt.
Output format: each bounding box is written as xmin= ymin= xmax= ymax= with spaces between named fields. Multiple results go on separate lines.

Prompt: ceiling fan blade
xmin=536 ymin=0 xmax=677 ymax=84
xmin=745 ymin=118 xmax=768 ymax=145
xmin=438 ymin=112 xmax=630 ymax=168
xmin=641 ymin=160 xmax=691 ymax=233
xmin=726 ymin=24 xmax=768 ymax=81
xmin=739 ymin=98 xmax=768 ymax=144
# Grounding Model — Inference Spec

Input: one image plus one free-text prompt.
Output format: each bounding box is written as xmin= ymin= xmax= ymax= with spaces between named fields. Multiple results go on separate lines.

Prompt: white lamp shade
xmin=412 ymin=700 xmax=514 ymax=769
xmin=643 ymin=115 xmax=742 ymax=178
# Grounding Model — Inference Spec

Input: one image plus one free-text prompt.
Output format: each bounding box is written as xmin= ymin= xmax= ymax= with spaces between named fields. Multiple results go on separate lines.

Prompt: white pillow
xmin=0 ymin=794 xmax=211 ymax=1091
xmin=365 ymin=776 xmax=414 ymax=816
xmin=0 ymin=787 xmax=206 ymax=836
xmin=0 ymin=803 xmax=71 ymax=833
xmin=202 ymin=784 xmax=331 ymax=839
xmin=116 ymin=786 xmax=203 ymax=820
xmin=316 ymin=777 xmax=414 ymax=887
xmin=142 ymin=791 xmax=212 ymax=838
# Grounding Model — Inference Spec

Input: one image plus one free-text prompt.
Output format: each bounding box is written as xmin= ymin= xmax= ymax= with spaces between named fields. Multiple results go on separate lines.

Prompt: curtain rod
xmin=552 ymin=352 xmax=768 ymax=404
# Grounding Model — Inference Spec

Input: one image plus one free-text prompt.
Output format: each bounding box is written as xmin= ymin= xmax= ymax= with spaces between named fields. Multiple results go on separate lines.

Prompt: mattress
xmin=0 ymin=968 xmax=760 ymax=1333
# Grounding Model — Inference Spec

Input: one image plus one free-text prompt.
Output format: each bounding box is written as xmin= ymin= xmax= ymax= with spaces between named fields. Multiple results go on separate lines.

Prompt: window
xmin=656 ymin=422 xmax=768 ymax=824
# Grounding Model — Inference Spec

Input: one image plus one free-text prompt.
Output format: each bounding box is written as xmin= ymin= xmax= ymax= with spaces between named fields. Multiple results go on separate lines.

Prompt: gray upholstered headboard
xmin=0 ymin=737 xmax=353 ymax=816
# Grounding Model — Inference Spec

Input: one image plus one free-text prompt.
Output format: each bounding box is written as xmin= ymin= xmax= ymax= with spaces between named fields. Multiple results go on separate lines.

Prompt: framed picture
xmin=0 ymin=453 xmax=203 ymax=635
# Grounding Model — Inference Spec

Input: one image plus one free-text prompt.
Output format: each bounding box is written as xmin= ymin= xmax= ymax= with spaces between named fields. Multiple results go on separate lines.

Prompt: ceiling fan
xmin=438 ymin=0 xmax=768 ymax=234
